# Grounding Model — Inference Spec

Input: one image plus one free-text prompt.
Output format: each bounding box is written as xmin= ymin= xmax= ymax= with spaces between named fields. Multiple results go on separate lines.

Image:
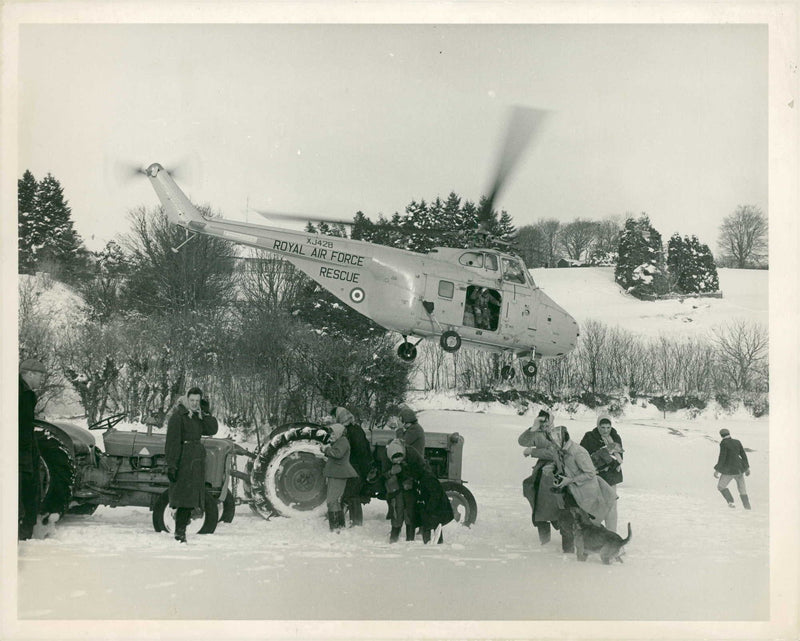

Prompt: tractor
xmin=246 ymin=421 xmax=478 ymax=526
xmin=34 ymin=413 xmax=245 ymax=536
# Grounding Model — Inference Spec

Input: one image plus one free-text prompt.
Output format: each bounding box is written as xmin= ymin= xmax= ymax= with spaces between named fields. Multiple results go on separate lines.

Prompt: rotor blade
xmin=481 ymin=106 xmax=549 ymax=220
xmin=253 ymin=209 xmax=355 ymax=227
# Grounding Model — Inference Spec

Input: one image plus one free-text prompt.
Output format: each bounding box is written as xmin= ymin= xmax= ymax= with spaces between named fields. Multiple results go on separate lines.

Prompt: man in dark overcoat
xmin=714 ymin=428 xmax=751 ymax=509
xmin=165 ymin=387 xmax=219 ymax=542
xmin=19 ymin=359 xmax=46 ymax=541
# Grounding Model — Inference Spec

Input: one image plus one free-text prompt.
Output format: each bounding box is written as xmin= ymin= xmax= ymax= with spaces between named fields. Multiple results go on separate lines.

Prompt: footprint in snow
xmin=144 ymin=581 xmax=175 ymax=589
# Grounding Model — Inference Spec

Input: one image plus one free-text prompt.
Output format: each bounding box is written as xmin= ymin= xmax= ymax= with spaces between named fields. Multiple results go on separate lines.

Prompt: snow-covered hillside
xmin=531 ymin=266 xmax=767 ymax=336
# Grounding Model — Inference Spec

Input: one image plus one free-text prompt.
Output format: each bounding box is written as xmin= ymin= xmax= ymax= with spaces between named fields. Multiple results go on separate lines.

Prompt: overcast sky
xmin=17 ymin=23 xmax=766 ymax=253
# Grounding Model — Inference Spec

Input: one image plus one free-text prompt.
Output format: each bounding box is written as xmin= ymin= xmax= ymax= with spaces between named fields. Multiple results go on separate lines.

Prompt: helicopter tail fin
xmin=144 ymin=163 xmax=208 ymax=231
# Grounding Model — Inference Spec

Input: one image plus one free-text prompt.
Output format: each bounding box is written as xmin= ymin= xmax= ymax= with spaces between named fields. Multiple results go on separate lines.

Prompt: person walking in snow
xmin=321 ymin=422 xmax=358 ymax=531
xmin=520 ymin=409 xmax=574 ymax=551
xmin=580 ymin=414 xmax=624 ymax=532
xmin=19 ymin=359 xmax=46 ymax=541
xmin=165 ymin=388 xmax=219 ymax=543
xmin=396 ymin=407 xmax=425 ymax=458
xmin=334 ymin=407 xmax=372 ymax=526
xmin=714 ymin=428 xmax=751 ymax=509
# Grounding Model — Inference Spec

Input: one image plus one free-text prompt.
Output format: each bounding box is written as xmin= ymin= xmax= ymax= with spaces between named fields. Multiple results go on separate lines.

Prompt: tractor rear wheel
xmin=152 ymin=489 xmax=219 ymax=535
xmin=440 ymin=480 xmax=477 ymax=527
xmin=250 ymin=424 xmax=329 ymax=519
xmin=36 ymin=428 xmax=76 ymax=518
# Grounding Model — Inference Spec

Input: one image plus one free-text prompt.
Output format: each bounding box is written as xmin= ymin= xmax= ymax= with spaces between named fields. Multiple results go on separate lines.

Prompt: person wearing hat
xmin=397 ymin=407 xmax=425 ymax=458
xmin=334 ymin=407 xmax=372 ymax=527
xmin=321 ymin=422 xmax=358 ymax=531
xmin=165 ymin=387 xmax=219 ymax=542
xmin=580 ymin=414 xmax=624 ymax=532
xmin=519 ymin=409 xmax=573 ymax=550
xmin=714 ymin=428 xmax=751 ymax=509
xmin=19 ymin=358 xmax=46 ymax=540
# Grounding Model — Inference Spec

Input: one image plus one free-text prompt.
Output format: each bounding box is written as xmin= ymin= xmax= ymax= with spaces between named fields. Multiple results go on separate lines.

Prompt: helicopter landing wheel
xmin=440 ymin=330 xmax=462 ymax=353
xmin=522 ymin=361 xmax=538 ymax=378
xmin=500 ymin=365 xmax=516 ymax=381
xmin=397 ymin=342 xmax=418 ymax=362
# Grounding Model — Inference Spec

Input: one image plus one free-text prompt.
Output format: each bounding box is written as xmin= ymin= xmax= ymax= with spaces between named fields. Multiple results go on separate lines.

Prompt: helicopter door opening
xmin=463 ymin=285 xmax=501 ymax=331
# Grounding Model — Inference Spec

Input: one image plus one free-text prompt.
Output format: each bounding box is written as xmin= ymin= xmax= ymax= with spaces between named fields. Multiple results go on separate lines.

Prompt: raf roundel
xmin=350 ymin=287 xmax=365 ymax=303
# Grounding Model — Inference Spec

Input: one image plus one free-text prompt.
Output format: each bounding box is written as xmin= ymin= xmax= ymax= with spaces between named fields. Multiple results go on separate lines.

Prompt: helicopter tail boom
xmin=144 ymin=163 xmax=208 ymax=232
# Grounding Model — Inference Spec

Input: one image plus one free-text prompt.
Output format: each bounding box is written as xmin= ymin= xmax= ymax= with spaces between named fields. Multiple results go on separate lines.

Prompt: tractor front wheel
xmin=152 ymin=490 xmax=219 ymax=535
xmin=440 ymin=480 xmax=477 ymax=527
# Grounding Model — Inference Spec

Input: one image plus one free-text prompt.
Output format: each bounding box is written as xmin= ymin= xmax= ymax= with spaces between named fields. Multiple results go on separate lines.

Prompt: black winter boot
xmin=334 ymin=511 xmax=345 ymax=531
xmin=719 ymin=488 xmax=736 ymax=507
xmin=422 ymin=529 xmax=431 ymax=544
xmin=534 ymin=521 xmax=551 ymax=545
xmin=405 ymin=523 xmax=416 ymax=541
xmin=174 ymin=507 xmax=190 ymax=543
xmin=349 ymin=500 xmax=363 ymax=526
xmin=327 ymin=510 xmax=337 ymax=531
xmin=740 ymin=494 xmax=751 ymax=510
xmin=389 ymin=526 xmax=401 ymax=543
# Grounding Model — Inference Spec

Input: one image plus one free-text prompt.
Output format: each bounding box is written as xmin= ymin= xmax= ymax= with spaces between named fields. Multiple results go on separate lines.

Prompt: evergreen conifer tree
xmin=18 ymin=170 xmax=39 ymax=273
xmin=667 ymin=233 xmax=719 ymax=294
xmin=615 ymin=214 xmax=668 ymax=300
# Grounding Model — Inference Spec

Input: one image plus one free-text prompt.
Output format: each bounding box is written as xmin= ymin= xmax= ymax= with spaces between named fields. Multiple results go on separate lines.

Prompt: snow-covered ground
xmin=17 ymin=402 xmax=768 ymax=624
xmin=12 ymin=267 xmax=787 ymax=638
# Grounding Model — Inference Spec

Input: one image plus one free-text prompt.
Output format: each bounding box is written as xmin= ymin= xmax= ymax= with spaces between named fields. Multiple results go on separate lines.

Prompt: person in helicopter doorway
xmin=383 ymin=439 xmax=454 ymax=543
xmin=334 ymin=407 xmax=373 ymax=527
xmin=165 ymin=388 xmax=219 ymax=543
xmin=321 ymin=422 xmax=358 ymax=532
xmin=519 ymin=409 xmax=574 ymax=552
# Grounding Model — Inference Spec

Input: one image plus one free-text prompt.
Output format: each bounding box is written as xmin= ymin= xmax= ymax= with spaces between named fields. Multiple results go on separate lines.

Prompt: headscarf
xmin=386 ymin=439 xmax=406 ymax=460
xmin=329 ymin=423 xmax=346 ymax=441
xmin=335 ymin=407 xmax=355 ymax=426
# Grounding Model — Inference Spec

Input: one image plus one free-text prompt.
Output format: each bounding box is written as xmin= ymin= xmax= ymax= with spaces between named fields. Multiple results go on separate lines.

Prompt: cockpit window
xmin=459 ymin=252 xmax=484 ymax=268
xmin=484 ymin=253 xmax=498 ymax=271
xmin=502 ymin=258 xmax=526 ymax=284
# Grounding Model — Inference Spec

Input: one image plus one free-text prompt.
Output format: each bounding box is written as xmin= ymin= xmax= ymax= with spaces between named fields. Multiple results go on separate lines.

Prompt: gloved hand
xmin=402 ymin=478 xmax=414 ymax=491
xmin=390 ymin=464 xmax=402 ymax=475
xmin=523 ymin=447 xmax=533 ymax=457
xmin=167 ymin=468 xmax=178 ymax=483
xmin=745 ymin=469 xmax=750 ymax=476
xmin=713 ymin=471 xmax=720 ymax=478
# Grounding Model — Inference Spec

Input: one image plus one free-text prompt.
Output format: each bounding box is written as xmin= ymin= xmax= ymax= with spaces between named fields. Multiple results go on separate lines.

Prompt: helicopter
xmin=141 ymin=108 xmax=579 ymax=380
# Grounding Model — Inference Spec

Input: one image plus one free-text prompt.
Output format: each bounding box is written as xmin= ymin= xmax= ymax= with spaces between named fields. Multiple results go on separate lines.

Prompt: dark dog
xmin=570 ymin=507 xmax=631 ymax=564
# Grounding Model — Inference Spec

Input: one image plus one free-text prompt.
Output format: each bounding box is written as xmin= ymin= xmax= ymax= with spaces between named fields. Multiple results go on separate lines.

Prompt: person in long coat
xmin=714 ymin=428 xmax=751 ymax=509
xmin=551 ymin=425 xmax=618 ymax=526
xmin=321 ymin=422 xmax=358 ymax=531
xmin=519 ymin=409 xmax=569 ymax=548
xmin=335 ymin=407 xmax=373 ymax=526
xmin=165 ymin=387 xmax=219 ymax=542
xmin=580 ymin=414 xmax=624 ymax=532
xmin=19 ymin=359 xmax=46 ymax=541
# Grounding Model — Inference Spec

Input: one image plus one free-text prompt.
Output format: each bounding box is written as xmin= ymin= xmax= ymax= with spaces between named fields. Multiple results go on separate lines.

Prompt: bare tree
xmin=560 ymin=218 xmax=599 ymax=262
xmin=712 ymin=320 xmax=769 ymax=392
xmin=536 ymin=218 xmax=561 ymax=268
xmin=717 ymin=205 xmax=768 ymax=268
xmin=592 ymin=217 xmax=622 ymax=261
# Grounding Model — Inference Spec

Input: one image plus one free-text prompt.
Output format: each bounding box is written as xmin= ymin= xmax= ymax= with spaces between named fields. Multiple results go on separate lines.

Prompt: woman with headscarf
xmin=519 ymin=409 xmax=572 ymax=551
xmin=334 ymin=406 xmax=373 ymax=526
xmin=321 ymin=422 xmax=358 ymax=532
xmin=549 ymin=422 xmax=618 ymax=528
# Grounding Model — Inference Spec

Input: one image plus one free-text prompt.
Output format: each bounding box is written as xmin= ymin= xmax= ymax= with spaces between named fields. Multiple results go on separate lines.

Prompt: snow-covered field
xmin=11 ymin=267 xmax=789 ymax=638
